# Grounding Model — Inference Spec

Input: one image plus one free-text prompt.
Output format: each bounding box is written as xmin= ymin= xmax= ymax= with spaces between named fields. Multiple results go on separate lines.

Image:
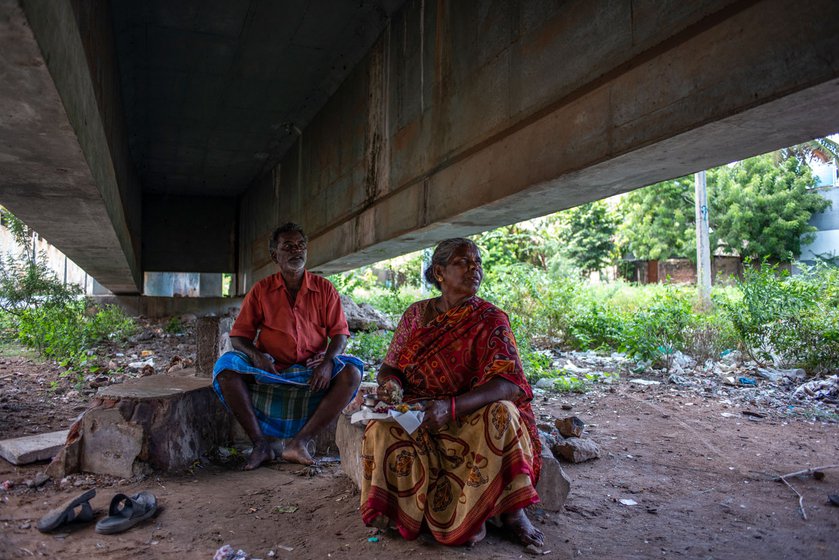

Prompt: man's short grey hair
xmin=270 ymin=223 xmax=307 ymax=252
xmin=423 ymin=238 xmax=480 ymax=290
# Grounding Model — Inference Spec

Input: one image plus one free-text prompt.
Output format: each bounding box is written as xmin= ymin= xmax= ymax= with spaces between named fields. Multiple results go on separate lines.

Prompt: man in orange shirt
xmin=213 ymin=223 xmax=362 ymax=469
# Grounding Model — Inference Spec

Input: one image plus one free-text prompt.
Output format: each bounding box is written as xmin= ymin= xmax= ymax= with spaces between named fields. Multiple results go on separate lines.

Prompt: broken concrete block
xmin=0 ymin=430 xmax=69 ymax=465
xmin=555 ymin=416 xmax=585 ymax=438
xmin=536 ymin=436 xmax=571 ymax=511
xmin=552 ymin=437 xmax=600 ymax=463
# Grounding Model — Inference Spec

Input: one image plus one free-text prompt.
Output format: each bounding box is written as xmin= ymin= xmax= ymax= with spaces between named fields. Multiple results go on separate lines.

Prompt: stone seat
xmin=49 ymin=370 xmax=232 ymax=478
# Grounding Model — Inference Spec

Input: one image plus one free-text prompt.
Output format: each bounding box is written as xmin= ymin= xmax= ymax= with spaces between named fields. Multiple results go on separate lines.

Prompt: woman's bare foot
xmin=500 ymin=508 xmax=544 ymax=548
xmin=369 ymin=514 xmax=392 ymax=530
xmin=244 ymin=440 xmax=274 ymax=471
xmin=465 ymin=522 xmax=486 ymax=547
xmin=281 ymin=439 xmax=315 ymax=465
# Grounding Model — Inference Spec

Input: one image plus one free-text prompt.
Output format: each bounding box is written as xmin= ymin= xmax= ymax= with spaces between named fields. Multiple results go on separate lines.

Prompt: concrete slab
xmin=0 ymin=430 xmax=69 ymax=465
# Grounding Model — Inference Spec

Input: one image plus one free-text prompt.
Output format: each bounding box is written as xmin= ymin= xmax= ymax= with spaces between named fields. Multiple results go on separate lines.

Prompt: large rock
xmin=340 ymin=295 xmax=394 ymax=331
xmin=552 ymin=437 xmax=600 ymax=463
xmin=536 ymin=437 xmax=571 ymax=511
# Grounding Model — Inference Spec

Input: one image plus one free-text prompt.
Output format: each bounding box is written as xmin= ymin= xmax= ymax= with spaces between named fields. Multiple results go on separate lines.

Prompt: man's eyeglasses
xmin=279 ymin=242 xmax=307 ymax=252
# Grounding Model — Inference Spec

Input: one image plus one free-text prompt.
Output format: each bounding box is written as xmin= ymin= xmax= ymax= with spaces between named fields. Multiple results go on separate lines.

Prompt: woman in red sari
xmin=360 ymin=238 xmax=544 ymax=548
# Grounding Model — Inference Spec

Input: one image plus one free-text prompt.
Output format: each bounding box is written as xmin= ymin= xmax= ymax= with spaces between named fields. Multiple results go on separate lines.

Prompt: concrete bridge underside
xmin=2 ymin=0 xmax=838 ymax=294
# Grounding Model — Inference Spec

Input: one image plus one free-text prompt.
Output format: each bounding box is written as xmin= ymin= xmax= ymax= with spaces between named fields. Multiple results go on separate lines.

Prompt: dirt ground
xmin=1 ymin=325 xmax=838 ymax=559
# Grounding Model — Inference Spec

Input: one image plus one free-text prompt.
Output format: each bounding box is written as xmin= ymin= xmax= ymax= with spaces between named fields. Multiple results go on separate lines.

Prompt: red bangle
xmin=451 ymin=396 xmax=456 ymax=421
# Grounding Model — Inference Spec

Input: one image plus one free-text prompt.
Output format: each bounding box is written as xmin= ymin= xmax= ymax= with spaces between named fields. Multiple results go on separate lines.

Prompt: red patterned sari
xmin=360 ymin=296 xmax=541 ymax=545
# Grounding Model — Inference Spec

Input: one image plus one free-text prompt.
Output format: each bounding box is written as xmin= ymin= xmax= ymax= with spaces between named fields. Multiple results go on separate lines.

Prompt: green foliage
xmin=165 ymin=316 xmax=184 ymax=334
xmin=0 ymin=253 xmax=78 ymax=315
xmin=346 ymin=330 xmax=394 ymax=365
xmin=719 ymin=261 xmax=838 ymax=371
xmin=471 ymin=225 xmax=545 ymax=274
xmin=618 ymin=155 xmax=829 ymax=262
xmin=711 ymin=155 xmax=828 ymax=260
xmin=565 ymin=297 xmax=624 ymax=352
xmin=619 ymin=285 xmax=694 ymax=367
xmin=618 ymin=176 xmax=696 ymax=261
xmin=0 ymin=229 xmax=137 ymax=385
xmin=555 ymin=200 xmax=619 ymax=275
xmin=777 ymin=136 xmax=839 ymax=165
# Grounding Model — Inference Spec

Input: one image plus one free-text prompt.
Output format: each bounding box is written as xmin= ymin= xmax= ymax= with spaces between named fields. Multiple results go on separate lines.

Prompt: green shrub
xmin=347 ymin=330 xmax=394 ymax=365
xmin=0 ymin=248 xmax=137 ymax=384
xmin=619 ymin=285 xmax=694 ymax=367
xmin=718 ymin=261 xmax=838 ymax=371
xmin=565 ymin=298 xmax=624 ymax=351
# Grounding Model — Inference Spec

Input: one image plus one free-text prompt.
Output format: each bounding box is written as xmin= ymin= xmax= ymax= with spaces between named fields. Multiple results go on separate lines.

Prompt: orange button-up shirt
xmin=229 ymin=271 xmax=350 ymax=370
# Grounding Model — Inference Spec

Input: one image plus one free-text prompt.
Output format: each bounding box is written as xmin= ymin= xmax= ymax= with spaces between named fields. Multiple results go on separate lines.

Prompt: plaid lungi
xmin=212 ymin=351 xmax=363 ymax=439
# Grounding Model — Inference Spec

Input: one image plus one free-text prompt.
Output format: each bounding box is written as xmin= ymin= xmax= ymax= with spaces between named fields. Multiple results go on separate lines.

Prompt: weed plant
xmin=0 ymin=251 xmax=136 ymax=386
xmin=340 ymin=260 xmax=837 ymax=382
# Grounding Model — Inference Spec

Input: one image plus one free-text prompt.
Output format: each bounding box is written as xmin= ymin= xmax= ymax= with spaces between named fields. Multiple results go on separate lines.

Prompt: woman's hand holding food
xmin=376 ymin=378 xmax=404 ymax=404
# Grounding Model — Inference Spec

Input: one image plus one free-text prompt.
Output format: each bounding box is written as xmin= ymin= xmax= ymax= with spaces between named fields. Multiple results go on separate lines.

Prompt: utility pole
xmin=695 ymin=171 xmax=712 ymax=310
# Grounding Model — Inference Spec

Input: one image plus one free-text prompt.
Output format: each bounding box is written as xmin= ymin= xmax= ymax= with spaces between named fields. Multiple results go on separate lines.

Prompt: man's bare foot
xmin=244 ymin=440 xmax=274 ymax=471
xmin=500 ymin=508 xmax=544 ymax=548
xmin=465 ymin=522 xmax=486 ymax=547
xmin=281 ymin=439 xmax=315 ymax=465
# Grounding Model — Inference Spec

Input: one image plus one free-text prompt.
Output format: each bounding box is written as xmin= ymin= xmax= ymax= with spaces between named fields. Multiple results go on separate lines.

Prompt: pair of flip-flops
xmin=36 ymin=489 xmax=158 ymax=534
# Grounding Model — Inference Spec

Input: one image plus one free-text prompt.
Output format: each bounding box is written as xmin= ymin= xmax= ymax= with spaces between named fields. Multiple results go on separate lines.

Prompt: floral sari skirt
xmin=360 ymin=400 xmax=539 ymax=546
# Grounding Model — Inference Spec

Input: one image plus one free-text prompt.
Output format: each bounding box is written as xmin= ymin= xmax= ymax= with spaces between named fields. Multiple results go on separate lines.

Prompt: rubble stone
xmin=552 ymin=437 xmax=600 ymax=463
xmin=340 ymin=295 xmax=394 ymax=331
xmin=555 ymin=416 xmax=585 ymax=438
xmin=536 ymin=435 xmax=571 ymax=511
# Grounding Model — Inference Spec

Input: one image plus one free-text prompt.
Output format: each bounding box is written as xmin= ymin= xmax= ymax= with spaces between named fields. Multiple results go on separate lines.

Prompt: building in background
xmin=798 ymin=161 xmax=839 ymax=266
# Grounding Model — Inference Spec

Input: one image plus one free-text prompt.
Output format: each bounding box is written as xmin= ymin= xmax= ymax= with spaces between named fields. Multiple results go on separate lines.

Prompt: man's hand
xmin=419 ymin=399 xmax=451 ymax=431
xmin=309 ymin=358 xmax=332 ymax=392
xmin=305 ymin=352 xmax=326 ymax=369
xmin=252 ymin=352 xmax=278 ymax=374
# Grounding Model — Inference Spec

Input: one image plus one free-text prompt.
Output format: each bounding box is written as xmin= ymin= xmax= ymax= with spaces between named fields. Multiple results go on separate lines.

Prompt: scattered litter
xmin=367 ymin=536 xmax=380 ymax=543
xmin=276 ymin=545 xmax=294 ymax=552
xmin=738 ymin=377 xmax=756 ymax=386
xmin=629 ymin=379 xmax=660 ymax=386
xmin=668 ymin=374 xmax=690 ymax=385
xmin=275 ymin=505 xmax=299 ymax=514
xmin=793 ymin=375 xmax=839 ymax=401
xmin=741 ymin=410 xmax=766 ymax=419
xmin=829 ymin=495 xmax=839 ymax=507
xmin=525 ymin=543 xmax=550 ymax=555
xmin=619 ymin=499 xmax=638 ymax=506
xmin=213 ymin=545 xmax=250 ymax=560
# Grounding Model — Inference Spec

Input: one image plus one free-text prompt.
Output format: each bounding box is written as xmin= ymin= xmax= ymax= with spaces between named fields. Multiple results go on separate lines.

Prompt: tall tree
xmin=617 ymin=154 xmax=830 ymax=262
xmin=777 ymin=136 xmax=839 ymax=165
xmin=711 ymin=154 xmax=829 ymax=261
xmin=617 ymin=176 xmax=697 ymax=261
xmin=556 ymin=200 xmax=619 ymax=275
